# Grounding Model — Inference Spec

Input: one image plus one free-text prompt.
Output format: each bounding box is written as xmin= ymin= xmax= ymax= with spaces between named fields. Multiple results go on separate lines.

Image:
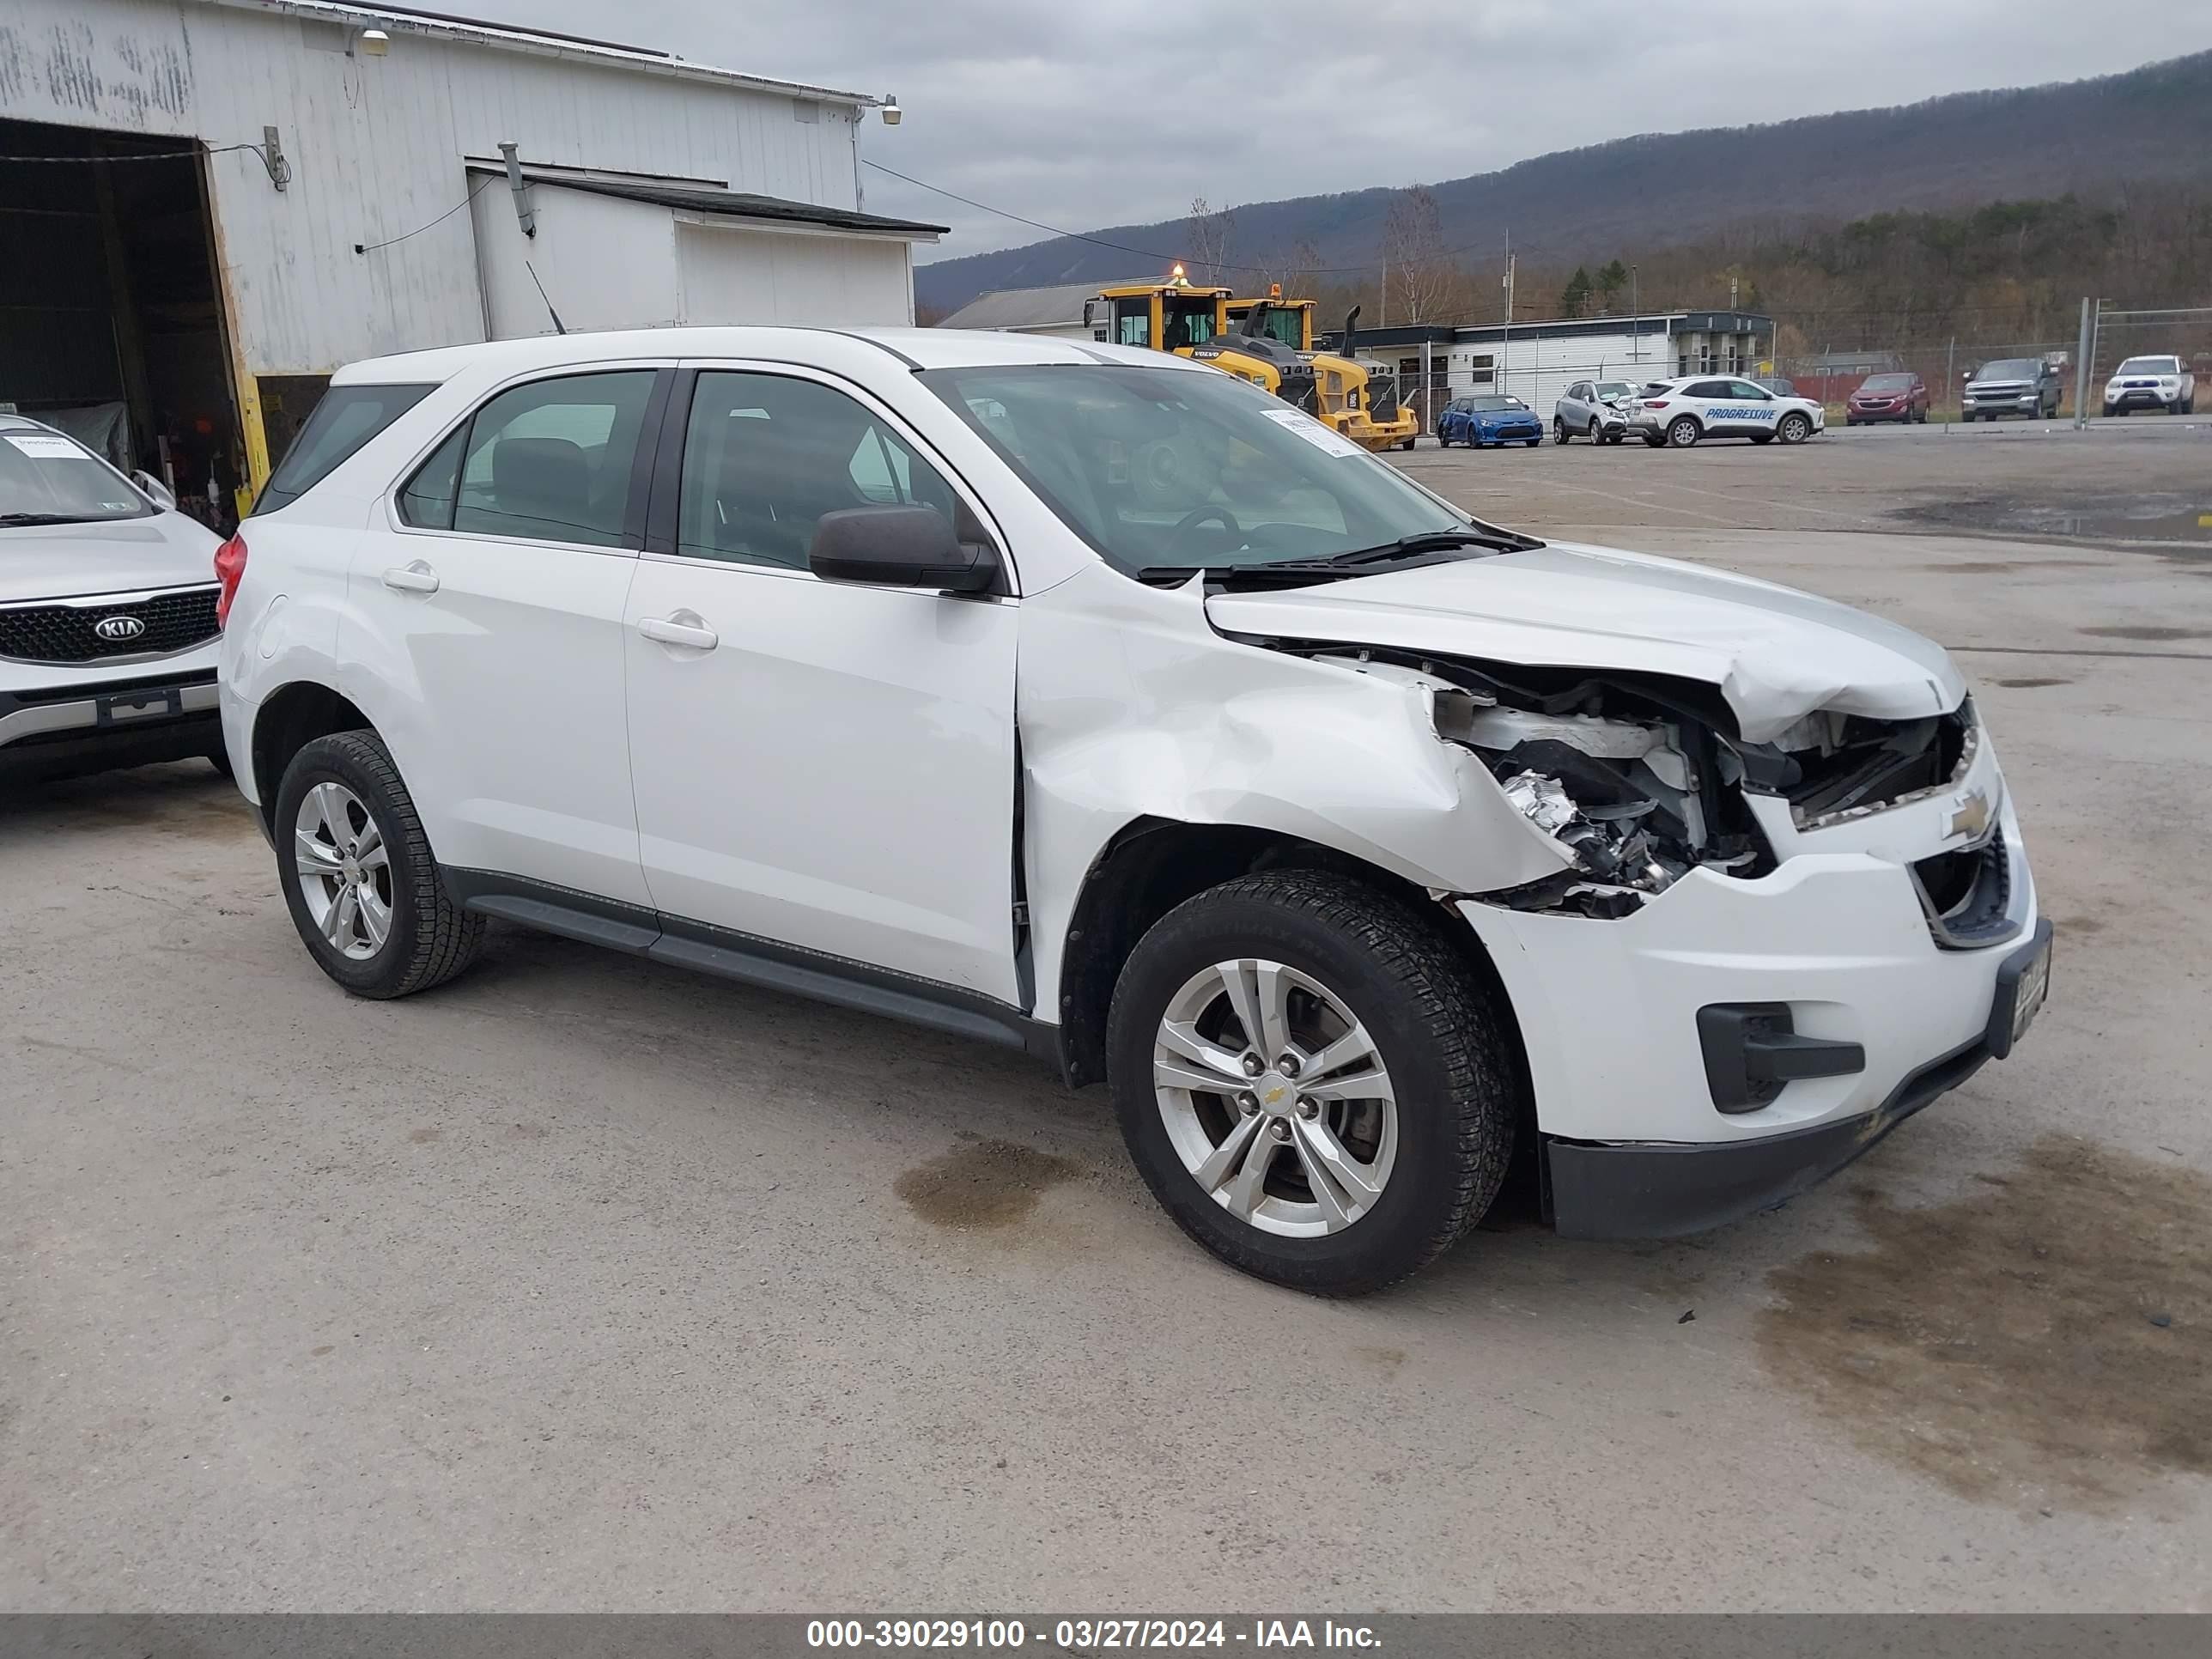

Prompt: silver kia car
xmin=0 ymin=414 xmax=226 ymax=784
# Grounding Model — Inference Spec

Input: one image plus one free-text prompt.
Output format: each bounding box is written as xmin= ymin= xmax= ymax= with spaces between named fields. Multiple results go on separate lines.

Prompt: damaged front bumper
xmin=1455 ymin=788 xmax=2045 ymax=1239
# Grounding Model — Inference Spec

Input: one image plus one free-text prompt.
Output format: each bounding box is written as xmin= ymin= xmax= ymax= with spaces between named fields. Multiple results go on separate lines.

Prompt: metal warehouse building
xmin=1 ymin=0 xmax=942 ymax=523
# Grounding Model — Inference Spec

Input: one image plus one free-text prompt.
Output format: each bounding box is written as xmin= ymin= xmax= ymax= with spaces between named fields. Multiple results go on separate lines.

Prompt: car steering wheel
xmin=1162 ymin=505 xmax=1241 ymax=560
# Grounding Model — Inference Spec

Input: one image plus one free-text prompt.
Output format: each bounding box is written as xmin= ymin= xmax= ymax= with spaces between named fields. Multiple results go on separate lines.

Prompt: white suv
xmin=1628 ymin=375 xmax=1825 ymax=447
xmin=217 ymin=328 xmax=2050 ymax=1294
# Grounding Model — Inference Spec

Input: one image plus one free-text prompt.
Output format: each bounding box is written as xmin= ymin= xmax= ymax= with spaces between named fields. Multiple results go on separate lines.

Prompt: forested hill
xmin=914 ymin=50 xmax=2212 ymax=316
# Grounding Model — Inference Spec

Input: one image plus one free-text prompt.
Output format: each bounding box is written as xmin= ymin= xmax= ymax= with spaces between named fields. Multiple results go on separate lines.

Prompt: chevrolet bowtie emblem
xmin=1263 ymin=1084 xmax=1287 ymax=1104
xmin=1948 ymin=790 xmax=1991 ymax=841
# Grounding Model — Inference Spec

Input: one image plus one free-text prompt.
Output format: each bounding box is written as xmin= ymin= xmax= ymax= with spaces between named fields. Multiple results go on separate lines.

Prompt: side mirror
xmin=1082 ymin=299 xmax=1112 ymax=332
xmin=135 ymin=470 xmax=177 ymax=511
xmin=810 ymin=505 xmax=998 ymax=594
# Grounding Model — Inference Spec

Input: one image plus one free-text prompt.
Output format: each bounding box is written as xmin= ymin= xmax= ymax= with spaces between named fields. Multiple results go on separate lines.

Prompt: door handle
xmin=381 ymin=561 xmax=440 ymax=593
xmin=638 ymin=613 xmax=719 ymax=651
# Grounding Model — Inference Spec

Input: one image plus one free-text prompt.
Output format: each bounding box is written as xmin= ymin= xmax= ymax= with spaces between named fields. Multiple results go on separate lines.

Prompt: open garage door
xmin=1 ymin=118 xmax=245 ymax=533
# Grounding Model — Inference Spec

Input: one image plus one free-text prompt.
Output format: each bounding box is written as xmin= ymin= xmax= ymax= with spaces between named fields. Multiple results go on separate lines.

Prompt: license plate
xmin=94 ymin=685 xmax=184 ymax=726
xmin=2010 ymin=942 xmax=2050 ymax=1042
xmin=1988 ymin=925 xmax=2053 ymax=1058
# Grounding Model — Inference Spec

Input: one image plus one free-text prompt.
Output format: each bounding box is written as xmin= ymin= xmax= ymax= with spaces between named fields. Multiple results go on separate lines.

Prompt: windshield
xmin=1465 ymin=397 xmax=1524 ymax=411
xmin=1161 ymin=295 xmax=1219 ymax=351
xmin=921 ymin=364 xmax=1504 ymax=574
xmin=1593 ymin=382 xmax=1634 ymax=399
xmin=1861 ymin=374 xmax=1915 ymax=392
xmin=2117 ymin=357 xmax=2179 ymax=375
xmin=0 ymin=427 xmax=152 ymax=526
xmin=1231 ymin=307 xmax=1304 ymax=348
xmin=1977 ymin=360 xmax=2039 ymax=381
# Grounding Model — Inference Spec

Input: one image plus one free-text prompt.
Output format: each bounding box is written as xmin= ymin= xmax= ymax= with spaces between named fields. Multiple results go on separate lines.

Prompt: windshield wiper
xmin=0 ymin=513 xmax=91 ymax=528
xmin=1327 ymin=528 xmax=1538 ymax=566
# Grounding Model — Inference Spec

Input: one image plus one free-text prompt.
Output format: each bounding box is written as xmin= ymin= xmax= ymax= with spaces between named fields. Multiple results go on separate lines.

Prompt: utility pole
xmin=2072 ymin=296 xmax=2094 ymax=430
xmin=1502 ymin=234 xmax=1515 ymax=400
xmin=1631 ymin=264 xmax=1640 ymax=363
xmin=1945 ymin=336 xmax=1955 ymax=433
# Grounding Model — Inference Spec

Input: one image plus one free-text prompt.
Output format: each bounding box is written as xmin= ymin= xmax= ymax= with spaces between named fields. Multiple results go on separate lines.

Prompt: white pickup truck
xmin=2102 ymin=355 xmax=2197 ymax=416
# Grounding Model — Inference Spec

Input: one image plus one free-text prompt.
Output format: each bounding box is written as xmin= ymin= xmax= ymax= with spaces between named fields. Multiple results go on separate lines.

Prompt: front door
xmin=1721 ymin=380 xmax=1778 ymax=435
xmin=347 ymin=365 xmax=665 ymax=906
xmin=621 ymin=366 xmax=1021 ymax=1003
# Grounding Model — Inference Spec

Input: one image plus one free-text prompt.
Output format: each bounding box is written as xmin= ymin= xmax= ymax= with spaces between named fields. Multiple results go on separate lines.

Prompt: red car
xmin=1845 ymin=372 xmax=1930 ymax=425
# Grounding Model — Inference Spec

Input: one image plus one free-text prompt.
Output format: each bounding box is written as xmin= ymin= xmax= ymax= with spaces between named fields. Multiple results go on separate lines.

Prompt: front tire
xmin=1553 ymin=418 xmax=1570 ymax=444
xmin=1107 ymin=870 xmax=1518 ymax=1296
xmin=1777 ymin=411 xmax=1814 ymax=445
xmin=274 ymin=731 xmax=485 ymax=1000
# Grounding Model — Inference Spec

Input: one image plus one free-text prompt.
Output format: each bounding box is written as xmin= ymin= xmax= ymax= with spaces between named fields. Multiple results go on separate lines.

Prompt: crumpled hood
xmin=1203 ymin=540 xmax=1966 ymax=744
xmin=0 ymin=512 xmax=222 ymax=603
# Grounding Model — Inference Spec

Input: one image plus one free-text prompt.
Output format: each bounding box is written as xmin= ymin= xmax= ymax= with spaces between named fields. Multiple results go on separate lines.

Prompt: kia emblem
xmin=94 ymin=615 xmax=147 ymax=642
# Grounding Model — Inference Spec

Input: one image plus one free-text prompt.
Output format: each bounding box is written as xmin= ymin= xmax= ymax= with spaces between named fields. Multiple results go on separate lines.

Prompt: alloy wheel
xmin=293 ymin=781 xmax=392 ymax=960
xmin=1152 ymin=958 xmax=1398 ymax=1237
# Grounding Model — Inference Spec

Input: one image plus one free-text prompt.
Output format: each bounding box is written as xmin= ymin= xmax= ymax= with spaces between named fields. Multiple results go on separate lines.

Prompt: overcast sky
xmin=516 ymin=1 xmax=2212 ymax=264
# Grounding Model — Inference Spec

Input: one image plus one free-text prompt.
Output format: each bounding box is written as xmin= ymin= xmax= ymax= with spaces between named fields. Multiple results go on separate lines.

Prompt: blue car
xmin=1437 ymin=394 xmax=1544 ymax=448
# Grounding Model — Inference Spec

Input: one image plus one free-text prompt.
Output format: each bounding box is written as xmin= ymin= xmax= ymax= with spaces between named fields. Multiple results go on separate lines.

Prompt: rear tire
xmin=274 ymin=731 xmax=485 ymax=1000
xmin=1106 ymin=870 xmax=1518 ymax=1297
xmin=1666 ymin=416 xmax=1700 ymax=448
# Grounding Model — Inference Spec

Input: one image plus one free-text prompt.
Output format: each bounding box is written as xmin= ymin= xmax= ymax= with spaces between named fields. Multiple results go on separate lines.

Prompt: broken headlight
xmin=1455 ymin=700 xmax=1767 ymax=915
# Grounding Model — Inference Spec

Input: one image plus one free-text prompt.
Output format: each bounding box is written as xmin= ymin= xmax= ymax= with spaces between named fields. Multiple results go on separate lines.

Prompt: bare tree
xmin=1382 ymin=187 xmax=1455 ymax=324
xmin=1186 ymin=197 xmax=1238 ymax=285
xmin=1255 ymin=238 xmax=1326 ymax=298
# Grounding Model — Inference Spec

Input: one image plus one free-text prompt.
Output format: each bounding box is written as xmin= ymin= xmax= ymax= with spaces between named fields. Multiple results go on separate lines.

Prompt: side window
xmin=1113 ymin=298 xmax=1152 ymax=349
xmin=1687 ymin=380 xmax=1732 ymax=398
xmin=1729 ymin=380 xmax=1771 ymax=400
xmin=676 ymin=371 xmax=960 ymax=571
xmin=398 ymin=427 xmax=466 ymax=528
xmin=428 ymin=370 xmax=656 ymax=547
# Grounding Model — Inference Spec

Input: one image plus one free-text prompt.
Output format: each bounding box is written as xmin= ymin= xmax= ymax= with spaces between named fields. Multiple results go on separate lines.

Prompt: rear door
xmin=343 ymin=364 xmax=670 ymax=906
xmin=620 ymin=363 xmax=1021 ymax=1002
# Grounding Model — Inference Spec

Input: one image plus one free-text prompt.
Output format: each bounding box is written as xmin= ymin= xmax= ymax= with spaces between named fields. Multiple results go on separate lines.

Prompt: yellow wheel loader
xmin=1084 ymin=276 xmax=1419 ymax=453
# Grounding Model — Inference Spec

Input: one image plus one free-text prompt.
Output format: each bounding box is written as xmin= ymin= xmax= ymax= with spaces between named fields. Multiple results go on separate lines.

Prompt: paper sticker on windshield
xmin=1257 ymin=406 xmax=1364 ymax=459
xmin=5 ymin=433 xmax=89 ymax=459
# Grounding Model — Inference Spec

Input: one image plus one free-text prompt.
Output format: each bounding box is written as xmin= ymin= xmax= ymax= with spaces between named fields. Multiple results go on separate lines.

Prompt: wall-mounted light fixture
xmin=359 ymin=28 xmax=390 ymax=56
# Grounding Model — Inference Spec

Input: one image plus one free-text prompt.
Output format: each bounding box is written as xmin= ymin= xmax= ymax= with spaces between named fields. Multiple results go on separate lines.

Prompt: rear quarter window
xmin=255 ymin=383 xmax=435 ymax=514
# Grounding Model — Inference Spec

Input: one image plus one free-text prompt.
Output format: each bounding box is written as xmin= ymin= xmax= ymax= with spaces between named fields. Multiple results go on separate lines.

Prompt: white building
xmin=0 ymin=0 xmax=941 ymax=515
xmin=1346 ymin=311 xmax=1776 ymax=424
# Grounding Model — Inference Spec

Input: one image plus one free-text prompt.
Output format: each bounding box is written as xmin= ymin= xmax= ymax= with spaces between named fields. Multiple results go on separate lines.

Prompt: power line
xmin=864 ymin=159 xmax=1504 ymax=276
xmin=1 ymin=142 xmax=264 ymax=163
xmin=356 ymin=174 xmax=496 ymax=254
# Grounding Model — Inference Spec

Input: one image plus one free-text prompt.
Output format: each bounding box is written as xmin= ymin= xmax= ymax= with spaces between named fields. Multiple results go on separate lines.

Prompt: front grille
xmin=0 ymin=586 xmax=220 ymax=665
xmin=1911 ymin=826 xmax=2019 ymax=949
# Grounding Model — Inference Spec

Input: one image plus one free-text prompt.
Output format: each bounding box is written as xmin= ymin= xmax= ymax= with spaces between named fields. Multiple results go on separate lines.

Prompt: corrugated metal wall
xmin=0 ymin=0 xmax=868 ymax=374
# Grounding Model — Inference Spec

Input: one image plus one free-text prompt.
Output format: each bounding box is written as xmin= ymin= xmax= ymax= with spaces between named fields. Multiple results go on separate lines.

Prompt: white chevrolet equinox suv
xmin=217 ymin=328 xmax=2051 ymax=1294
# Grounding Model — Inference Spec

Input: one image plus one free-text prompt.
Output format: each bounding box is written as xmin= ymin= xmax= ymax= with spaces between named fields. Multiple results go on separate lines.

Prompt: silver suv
xmin=1553 ymin=380 xmax=1638 ymax=444
xmin=0 ymin=415 xmax=226 ymax=783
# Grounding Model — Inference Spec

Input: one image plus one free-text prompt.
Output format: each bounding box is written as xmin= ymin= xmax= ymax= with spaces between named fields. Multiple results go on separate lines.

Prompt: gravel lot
xmin=3 ymin=421 xmax=2207 ymax=1613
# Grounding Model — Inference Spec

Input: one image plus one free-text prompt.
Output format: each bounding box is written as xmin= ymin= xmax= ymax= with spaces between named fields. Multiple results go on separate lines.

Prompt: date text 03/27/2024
xmin=805 ymin=1619 xmax=1382 ymax=1650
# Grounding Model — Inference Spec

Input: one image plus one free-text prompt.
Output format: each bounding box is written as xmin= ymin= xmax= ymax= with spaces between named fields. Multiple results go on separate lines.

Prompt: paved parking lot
xmin=3 ymin=422 xmax=2208 ymax=1612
